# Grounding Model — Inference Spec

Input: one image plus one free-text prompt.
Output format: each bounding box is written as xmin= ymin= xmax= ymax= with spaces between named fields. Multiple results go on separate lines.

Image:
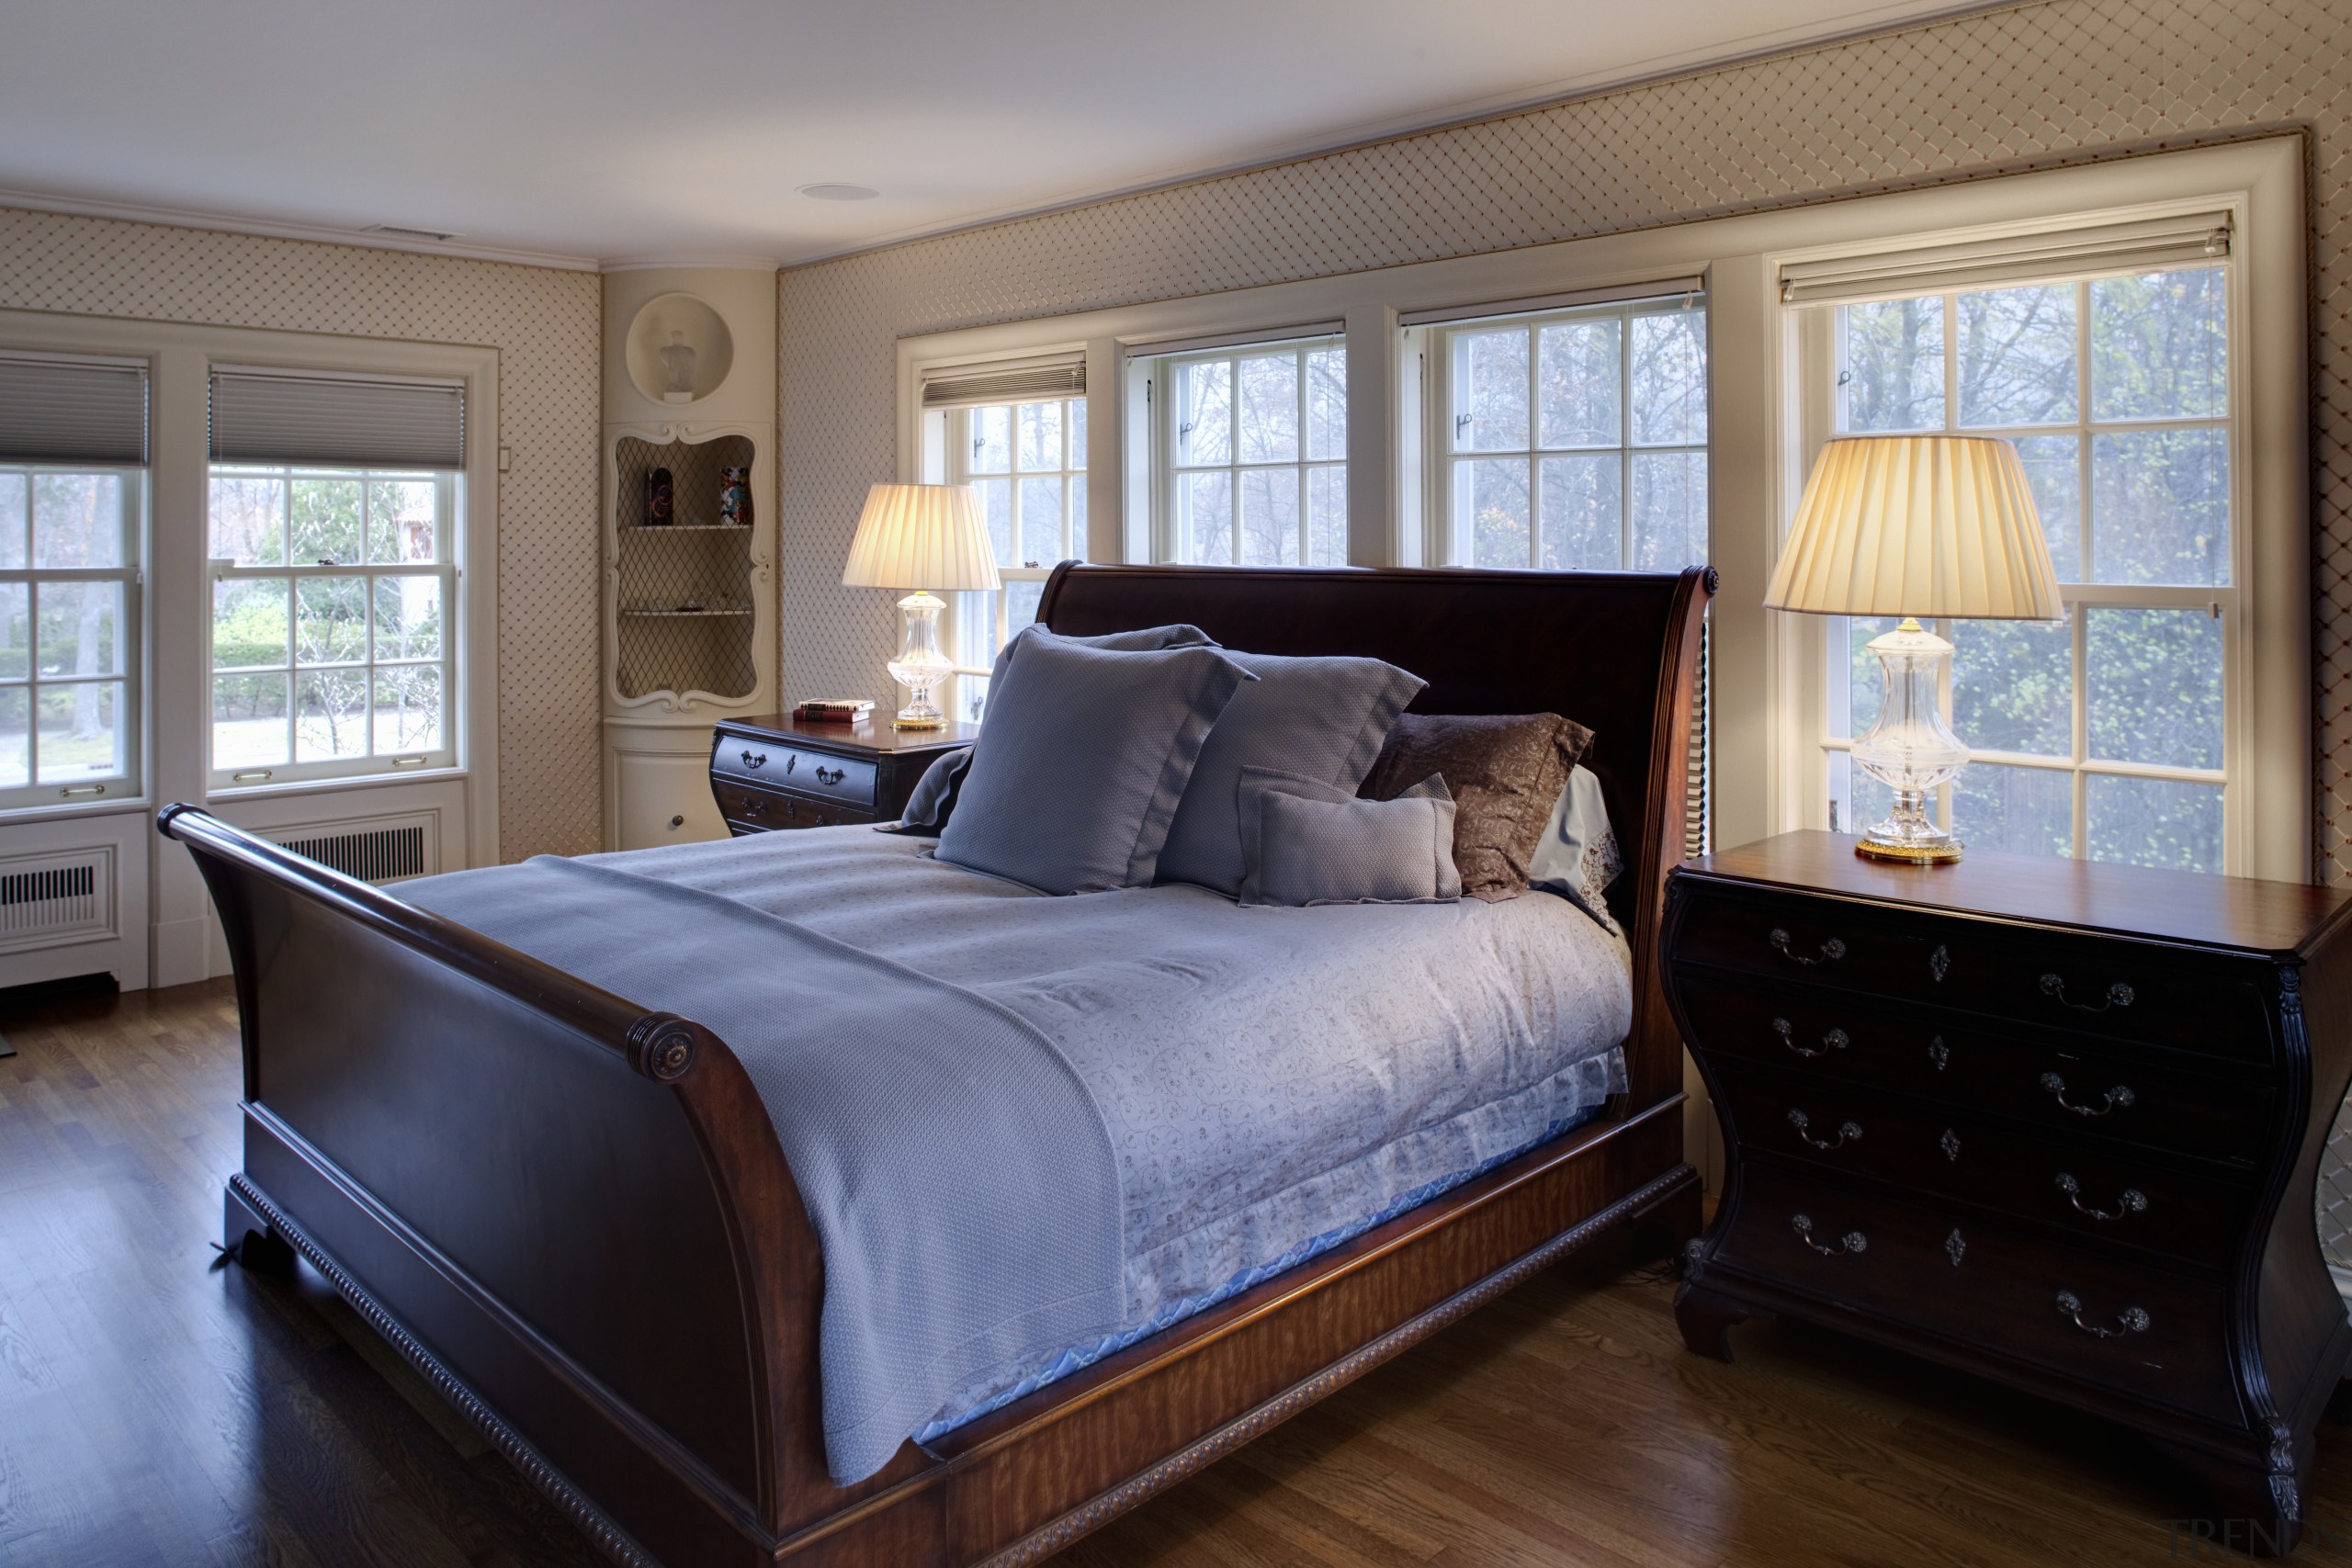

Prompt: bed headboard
xmin=1039 ymin=561 xmax=1715 ymax=1107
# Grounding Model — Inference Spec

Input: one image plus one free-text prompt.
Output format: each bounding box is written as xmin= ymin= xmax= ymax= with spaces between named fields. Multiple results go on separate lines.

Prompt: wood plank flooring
xmin=3 ymin=978 xmax=2347 ymax=1566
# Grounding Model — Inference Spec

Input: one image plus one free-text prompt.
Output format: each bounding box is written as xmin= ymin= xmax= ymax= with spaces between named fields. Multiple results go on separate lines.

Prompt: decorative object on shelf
xmin=1764 ymin=434 xmax=2062 ymax=864
xmin=659 ymin=331 xmax=698 ymax=403
xmin=718 ymin=465 xmax=752 ymax=527
xmin=645 ymin=466 xmax=673 ymax=526
xmin=841 ymin=482 xmax=1000 ymax=730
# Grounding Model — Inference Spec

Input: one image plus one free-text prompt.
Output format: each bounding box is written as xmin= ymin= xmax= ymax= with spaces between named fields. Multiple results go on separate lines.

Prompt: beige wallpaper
xmin=0 ymin=209 xmax=603 ymax=859
xmin=779 ymin=0 xmax=2352 ymax=874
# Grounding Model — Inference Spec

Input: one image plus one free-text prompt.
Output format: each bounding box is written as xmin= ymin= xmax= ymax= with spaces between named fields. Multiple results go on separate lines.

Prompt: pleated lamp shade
xmin=1764 ymin=435 xmax=2063 ymax=620
xmin=841 ymin=483 xmax=1001 ymax=592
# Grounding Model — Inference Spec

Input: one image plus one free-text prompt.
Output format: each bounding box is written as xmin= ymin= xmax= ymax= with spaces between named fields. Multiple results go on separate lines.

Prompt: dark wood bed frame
xmin=162 ymin=561 xmax=1716 ymax=1568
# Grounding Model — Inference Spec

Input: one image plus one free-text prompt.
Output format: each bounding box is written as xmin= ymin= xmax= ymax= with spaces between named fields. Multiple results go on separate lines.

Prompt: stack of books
xmin=793 ymin=698 xmax=875 ymax=723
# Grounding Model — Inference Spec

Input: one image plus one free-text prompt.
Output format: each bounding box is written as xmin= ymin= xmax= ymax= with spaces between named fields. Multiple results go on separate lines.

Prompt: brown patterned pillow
xmin=1360 ymin=712 xmax=1594 ymax=901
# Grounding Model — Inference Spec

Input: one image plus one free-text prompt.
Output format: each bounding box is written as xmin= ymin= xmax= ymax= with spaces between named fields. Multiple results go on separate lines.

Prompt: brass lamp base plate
xmin=1855 ymin=835 xmax=1963 ymax=864
xmin=892 ymin=716 xmax=947 ymax=731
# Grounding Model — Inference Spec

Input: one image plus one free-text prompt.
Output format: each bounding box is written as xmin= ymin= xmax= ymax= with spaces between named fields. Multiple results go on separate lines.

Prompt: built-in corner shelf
xmin=620 ymin=605 xmax=753 ymax=618
xmin=609 ymin=432 xmax=761 ymax=705
xmin=623 ymin=524 xmax=752 ymax=534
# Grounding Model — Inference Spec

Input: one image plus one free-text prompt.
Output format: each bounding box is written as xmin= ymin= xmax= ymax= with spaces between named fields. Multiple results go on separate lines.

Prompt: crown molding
xmin=599 ymin=255 xmax=786 ymax=274
xmin=0 ymin=186 xmax=604 ymax=272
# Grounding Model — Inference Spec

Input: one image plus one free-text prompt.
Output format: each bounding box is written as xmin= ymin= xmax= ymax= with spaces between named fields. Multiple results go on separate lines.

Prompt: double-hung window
xmin=206 ymin=368 xmax=464 ymax=787
xmin=1420 ymin=291 xmax=1709 ymax=570
xmin=1790 ymin=216 xmax=2241 ymax=871
xmin=1143 ymin=333 xmax=1347 ymax=566
xmin=937 ymin=395 xmax=1087 ymax=720
xmin=0 ymin=355 xmax=147 ymax=810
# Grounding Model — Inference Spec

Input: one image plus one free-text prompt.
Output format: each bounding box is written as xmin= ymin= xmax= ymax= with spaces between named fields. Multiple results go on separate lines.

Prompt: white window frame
xmin=1419 ymin=294 xmax=1708 ymax=570
xmin=0 ymin=460 xmax=145 ymax=812
xmin=1140 ymin=334 xmax=1348 ymax=567
xmin=204 ymin=464 xmax=461 ymax=790
xmin=1795 ymin=267 xmax=2240 ymax=866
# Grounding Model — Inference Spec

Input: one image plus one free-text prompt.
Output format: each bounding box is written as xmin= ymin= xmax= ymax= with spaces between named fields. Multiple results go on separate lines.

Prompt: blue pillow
xmin=938 ymin=632 xmax=1252 ymax=895
xmin=987 ymin=621 xmax=1216 ymax=691
xmin=875 ymin=745 xmax=972 ymax=837
xmin=1237 ymin=766 xmax=1461 ymax=908
xmin=1156 ymin=651 xmax=1425 ymax=897
xmin=1527 ymin=764 xmax=1625 ymax=936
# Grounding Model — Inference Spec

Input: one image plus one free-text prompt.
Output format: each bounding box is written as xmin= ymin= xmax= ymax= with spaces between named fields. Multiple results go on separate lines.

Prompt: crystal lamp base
xmin=1851 ymin=617 xmax=1969 ymax=865
xmin=885 ymin=590 xmax=954 ymax=730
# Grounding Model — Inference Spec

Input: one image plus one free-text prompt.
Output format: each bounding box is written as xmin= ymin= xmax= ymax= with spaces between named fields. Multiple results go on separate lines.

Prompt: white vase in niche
xmin=659 ymin=332 xmax=697 ymax=403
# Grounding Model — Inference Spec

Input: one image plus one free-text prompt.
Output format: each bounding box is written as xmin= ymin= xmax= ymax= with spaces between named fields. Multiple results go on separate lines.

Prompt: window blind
xmin=209 ymin=367 xmax=466 ymax=470
xmin=921 ymin=354 xmax=1085 ymax=411
xmin=1125 ymin=322 xmax=1345 ymax=361
xmin=1778 ymin=211 xmax=2232 ymax=306
xmin=0 ymin=354 xmax=149 ymax=466
xmin=1399 ymin=276 xmax=1705 ymax=328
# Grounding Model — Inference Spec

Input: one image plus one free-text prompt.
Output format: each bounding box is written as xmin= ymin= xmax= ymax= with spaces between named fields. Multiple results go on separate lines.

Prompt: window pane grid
xmin=0 ymin=465 xmax=141 ymax=805
xmin=1823 ymin=264 xmax=2233 ymax=871
xmin=209 ymin=464 xmax=453 ymax=783
xmin=1161 ymin=343 xmax=1347 ymax=568
xmin=944 ymin=399 xmax=1083 ymax=718
xmin=1438 ymin=299 xmax=1708 ymax=571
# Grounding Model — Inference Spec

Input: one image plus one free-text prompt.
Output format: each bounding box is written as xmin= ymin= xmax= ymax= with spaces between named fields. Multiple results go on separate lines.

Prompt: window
xmin=942 ymin=396 xmax=1085 ymax=719
xmin=1425 ymin=295 xmax=1708 ymax=570
xmin=0 ymin=354 xmax=148 ymax=812
xmin=1813 ymin=262 xmax=2236 ymax=871
xmin=208 ymin=468 xmax=456 ymax=785
xmin=1146 ymin=335 xmax=1346 ymax=566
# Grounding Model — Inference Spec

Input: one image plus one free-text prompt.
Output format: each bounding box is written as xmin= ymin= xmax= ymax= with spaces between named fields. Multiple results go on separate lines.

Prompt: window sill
xmin=207 ymin=765 xmax=468 ymax=805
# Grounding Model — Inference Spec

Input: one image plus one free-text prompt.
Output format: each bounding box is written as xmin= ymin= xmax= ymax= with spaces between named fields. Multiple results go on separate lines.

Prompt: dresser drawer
xmin=1678 ymin=974 xmax=2272 ymax=1166
xmin=1674 ymin=886 xmax=2279 ymax=1062
xmin=711 ymin=736 xmax=879 ymax=810
xmin=712 ymin=778 xmax=876 ymax=834
xmin=1715 ymin=1162 xmax=2237 ymax=1420
xmin=1710 ymin=1064 xmax=2251 ymax=1269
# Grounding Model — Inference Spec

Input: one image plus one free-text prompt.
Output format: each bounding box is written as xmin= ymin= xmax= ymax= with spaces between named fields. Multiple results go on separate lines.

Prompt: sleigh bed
xmin=164 ymin=560 xmax=1715 ymax=1568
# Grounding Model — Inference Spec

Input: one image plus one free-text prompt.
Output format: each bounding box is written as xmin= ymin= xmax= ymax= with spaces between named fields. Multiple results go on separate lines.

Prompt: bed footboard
xmin=160 ymin=805 xmax=892 ymax=1568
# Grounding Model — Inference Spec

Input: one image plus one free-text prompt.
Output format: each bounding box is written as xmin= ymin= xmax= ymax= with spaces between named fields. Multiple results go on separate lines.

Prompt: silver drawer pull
xmin=2041 ymin=974 xmax=2134 ymax=1012
xmin=2055 ymin=1290 xmax=2150 ymax=1338
xmin=2054 ymin=1172 xmax=2148 ymax=1221
xmin=1770 ymin=928 xmax=1847 ymax=966
xmin=1791 ymin=1213 xmax=1867 ymax=1256
xmin=1787 ymin=1109 xmax=1861 ymax=1150
xmin=1927 ymin=1036 xmax=1950 ymax=1070
xmin=1771 ymin=1017 xmax=1849 ymax=1059
xmin=2039 ymin=1071 xmax=2135 ymax=1117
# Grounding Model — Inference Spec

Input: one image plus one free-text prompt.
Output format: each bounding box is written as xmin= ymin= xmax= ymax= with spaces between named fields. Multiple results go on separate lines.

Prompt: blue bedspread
xmin=401 ymin=826 xmax=1632 ymax=1478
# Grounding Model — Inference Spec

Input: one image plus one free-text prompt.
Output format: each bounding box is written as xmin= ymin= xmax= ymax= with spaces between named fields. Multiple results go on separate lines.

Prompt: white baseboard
xmin=151 ymin=914 xmax=214 ymax=989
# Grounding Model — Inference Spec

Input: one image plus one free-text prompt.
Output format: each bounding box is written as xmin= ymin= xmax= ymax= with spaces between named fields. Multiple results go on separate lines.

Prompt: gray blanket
xmin=401 ymin=856 xmax=1125 ymax=1484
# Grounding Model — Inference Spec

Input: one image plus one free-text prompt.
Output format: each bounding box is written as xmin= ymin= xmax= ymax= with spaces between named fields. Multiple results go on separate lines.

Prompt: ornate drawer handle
xmin=1791 ymin=1213 xmax=1867 ymax=1256
xmin=1927 ymin=1036 xmax=1950 ymax=1071
xmin=2041 ymin=974 xmax=2134 ymax=1012
xmin=742 ymin=796 xmax=766 ymax=817
xmin=1787 ymin=1109 xmax=1861 ymax=1150
xmin=1770 ymin=928 xmax=1847 ymax=966
xmin=2054 ymin=1290 xmax=2150 ymax=1339
xmin=741 ymin=750 xmax=767 ymax=770
xmin=815 ymin=764 xmax=846 ymax=786
xmin=1771 ymin=1018 xmax=1849 ymax=1059
xmin=2039 ymin=1072 xmax=2135 ymax=1117
xmin=2054 ymin=1172 xmax=2148 ymax=1221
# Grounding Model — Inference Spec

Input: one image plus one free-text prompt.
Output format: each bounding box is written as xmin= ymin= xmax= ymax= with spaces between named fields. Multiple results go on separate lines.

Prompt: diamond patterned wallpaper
xmin=779 ymin=0 xmax=2351 ymax=876
xmin=0 ymin=210 xmax=603 ymax=859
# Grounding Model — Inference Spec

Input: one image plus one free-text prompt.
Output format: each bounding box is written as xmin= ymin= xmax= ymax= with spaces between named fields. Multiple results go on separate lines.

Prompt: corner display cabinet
xmin=601 ymin=269 xmax=777 ymax=850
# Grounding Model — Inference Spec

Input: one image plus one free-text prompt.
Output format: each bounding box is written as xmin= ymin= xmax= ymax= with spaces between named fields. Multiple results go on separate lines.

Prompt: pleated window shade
xmin=1778 ymin=211 xmax=2232 ymax=306
xmin=0 ymin=355 xmax=149 ymax=466
xmin=920 ymin=355 xmax=1085 ymax=411
xmin=209 ymin=368 xmax=465 ymax=470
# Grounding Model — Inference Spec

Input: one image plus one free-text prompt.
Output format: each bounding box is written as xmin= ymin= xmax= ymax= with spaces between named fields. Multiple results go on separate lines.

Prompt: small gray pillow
xmin=1238 ymin=766 xmax=1461 ymax=908
xmin=1527 ymin=763 xmax=1626 ymax=936
xmin=939 ymin=634 xmax=1252 ymax=895
xmin=1156 ymin=651 xmax=1425 ymax=897
xmin=875 ymin=745 xmax=972 ymax=837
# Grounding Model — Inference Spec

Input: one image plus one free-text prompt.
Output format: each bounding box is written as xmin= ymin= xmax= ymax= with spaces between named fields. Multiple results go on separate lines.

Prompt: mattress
xmin=572 ymin=824 xmax=1633 ymax=1438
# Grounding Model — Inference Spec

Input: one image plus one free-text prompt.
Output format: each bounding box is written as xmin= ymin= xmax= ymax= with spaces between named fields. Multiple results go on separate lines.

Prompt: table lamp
xmin=842 ymin=482 xmax=1000 ymax=729
xmin=1764 ymin=434 xmax=2064 ymax=864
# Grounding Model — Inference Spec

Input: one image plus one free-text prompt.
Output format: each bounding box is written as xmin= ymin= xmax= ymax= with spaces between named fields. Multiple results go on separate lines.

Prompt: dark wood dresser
xmin=707 ymin=715 xmax=974 ymax=835
xmin=1667 ymin=831 xmax=2352 ymax=1553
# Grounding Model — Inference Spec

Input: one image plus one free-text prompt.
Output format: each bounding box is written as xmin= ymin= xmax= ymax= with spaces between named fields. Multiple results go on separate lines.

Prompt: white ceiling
xmin=0 ymin=0 xmax=1975 ymax=269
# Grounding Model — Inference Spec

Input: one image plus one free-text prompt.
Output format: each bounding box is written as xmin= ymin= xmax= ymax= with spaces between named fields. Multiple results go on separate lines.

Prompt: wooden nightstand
xmin=708 ymin=715 xmax=975 ymax=835
xmin=1667 ymin=832 xmax=2352 ymax=1554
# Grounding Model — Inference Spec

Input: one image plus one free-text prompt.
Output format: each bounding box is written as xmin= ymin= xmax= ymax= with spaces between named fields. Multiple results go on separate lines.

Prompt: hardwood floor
xmin=3 ymin=980 xmax=2347 ymax=1567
